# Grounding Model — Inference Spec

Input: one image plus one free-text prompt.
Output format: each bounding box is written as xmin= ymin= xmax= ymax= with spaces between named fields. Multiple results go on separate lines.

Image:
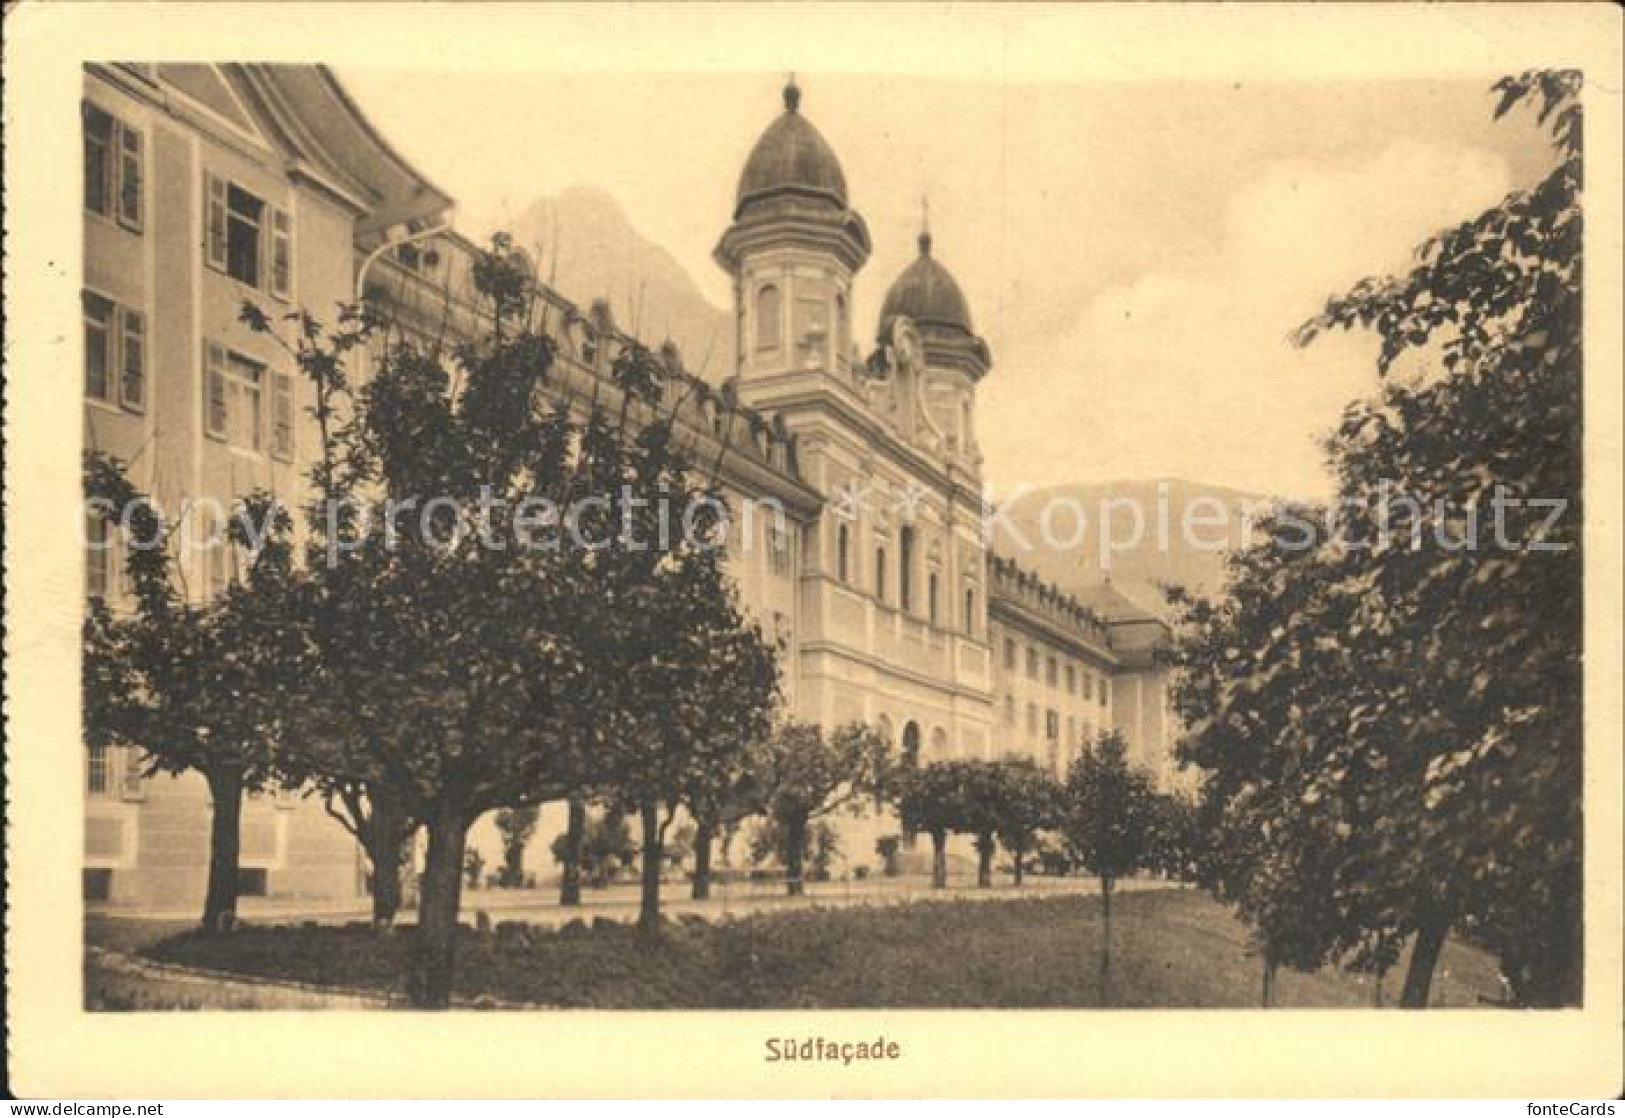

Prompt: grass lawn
xmin=127 ymin=889 xmax=1504 ymax=1009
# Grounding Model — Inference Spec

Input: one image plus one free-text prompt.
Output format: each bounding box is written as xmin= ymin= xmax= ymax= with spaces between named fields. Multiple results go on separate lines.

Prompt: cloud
xmin=978 ymin=140 xmax=1515 ymax=501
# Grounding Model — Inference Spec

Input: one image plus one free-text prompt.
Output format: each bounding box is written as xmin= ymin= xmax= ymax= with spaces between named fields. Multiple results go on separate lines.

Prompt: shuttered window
xmin=270 ymin=371 xmax=295 ymax=461
xmin=205 ymin=172 xmax=228 ymax=270
xmin=119 ymin=307 xmax=146 ymax=411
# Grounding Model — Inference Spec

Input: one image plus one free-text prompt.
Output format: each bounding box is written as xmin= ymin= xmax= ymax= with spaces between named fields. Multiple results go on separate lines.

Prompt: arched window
xmin=901 ymin=721 xmax=921 ymax=768
xmin=756 ymin=284 xmax=781 ymax=351
xmin=837 ymin=522 xmax=850 ymax=583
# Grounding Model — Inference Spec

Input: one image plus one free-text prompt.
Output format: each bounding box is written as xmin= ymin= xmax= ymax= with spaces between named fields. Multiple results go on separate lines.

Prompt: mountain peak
xmin=506 ymin=188 xmax=733 ymax=380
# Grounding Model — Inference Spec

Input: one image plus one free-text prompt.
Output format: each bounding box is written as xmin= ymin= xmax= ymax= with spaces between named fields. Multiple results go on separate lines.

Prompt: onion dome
xmin=877 ymin=229 xmax=991 ymax=380
xmin=734 ymin=78 xmax=850 ymax=219
xmin=715 ymin=77 xmax=871 ymax=275
xmin=879 ymin=230 xmax=974 ymax=335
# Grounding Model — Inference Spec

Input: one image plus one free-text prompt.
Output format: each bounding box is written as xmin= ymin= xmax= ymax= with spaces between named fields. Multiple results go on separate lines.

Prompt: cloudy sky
xmin=336 ymin=67 xmax=1555 ymax=502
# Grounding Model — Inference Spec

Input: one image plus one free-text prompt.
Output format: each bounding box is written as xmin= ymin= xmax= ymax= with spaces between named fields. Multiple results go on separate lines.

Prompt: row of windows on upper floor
xmin=85 ymin=288 xmax=297 ymax=461
xmin=85 ymin=101 xmax=295 ymax=300
xmin=1000 ymin=634 xmax=1111 ymax=707
xmin=86 ymin=499 xmax=264 ymax=605
xmin=1001 ymin=696 xmax=1105 ymax=748
xmin=831 ymin=520 xmax=981 ymax=638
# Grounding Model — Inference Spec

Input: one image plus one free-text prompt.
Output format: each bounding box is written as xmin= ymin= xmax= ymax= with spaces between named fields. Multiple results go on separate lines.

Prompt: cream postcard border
xmin=4 ymin=1 xmax=1622 ymax=1099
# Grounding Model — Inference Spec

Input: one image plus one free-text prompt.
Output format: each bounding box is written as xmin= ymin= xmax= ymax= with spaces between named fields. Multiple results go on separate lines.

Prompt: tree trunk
xmin=365 ymin=787 xmax=412 ymax=927
xmin=691 ymin=818 xmax=715 ymax=900
xmin=202 ymin=765 xmax=245 ymax=932
xmin=1100 ymin=875 xmax=1113 ymax=980
xmin=559 ymin=795 xmax=585 ymax=906
xmin=1012 ymin=843 xmax=1025 ymax=887
xmin=1261 ymin=956 xmax=1277 ymax=1008
xmin=975 ymin=834 xmax=994 ymax=887
xmin=1400 ymin=913 xmax=1453 ymax=1009
xmin=407 ymin=801 xmax=468 ymax=1009
xmin=638 ymin=800 xmax=663 ymax=932
xmin=784 ymin=815 xmax=807 ymax=897
xmin=930 ymin=831 xmax=947 ymax=889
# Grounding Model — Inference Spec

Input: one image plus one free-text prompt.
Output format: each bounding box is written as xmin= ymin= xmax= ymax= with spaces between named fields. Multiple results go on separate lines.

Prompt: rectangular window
xmin=964 ymin=587 xmax=976 ymax=636
xmin=836 ymin=523 xmax=850 ymax=583
xmin=927 ymin=573 xmax=939 ymax=625
xmin=86 ymin=513 xmax=112 ymax=599
xmin=120 ymin=746 xmax=146 ymax=800
xmin=1047 ymin=656 xmax=1059 ymax=687
xmin=205 ymin=172 xmax=228 ymax=270
xmin=84 ymin=868 xmax=113 ymax=903
xmin=226 ymin=183 xmax=264 ymax=286
xmin=1067 ymin=665 xmax=1077 ymax=694
xmin=1100 ymin=679 xmax=1110 ymax=707
xmin=270 ymin=370 xmax=295 ymax=461
xmin=237 ymin=868 xmax=269 ymax=898
xmin=117 ymin=122 xmax=143 ymax=230
xmin=83 ymin=291 xmax=115 ymax=403
xmin=83 ymin=103 xmax=114 ymax=218
xmin=87 ymin=742 xmax=110 ymax=796
xmin=270 ymin=206 xmax=293 ymax=300
xmin=227 ymin=352 xmax=265 ymax=451
xmin=1046 ymin=710 xmax=1060 ymax=741
xmin=1084 ymin=673 xmax=1095 ymax=701
xmin=1026 ymin=646 xmax=1039 ymax=680
xmin=875 ymin=546 xmax=887 ymax=604
xmin=84 ymin=104 xmax=144 ymax=230
xmin=119 ymin=307 xmax=146 ymax=411
xmin=1004 ymin=638 xmax=1015 ymax=670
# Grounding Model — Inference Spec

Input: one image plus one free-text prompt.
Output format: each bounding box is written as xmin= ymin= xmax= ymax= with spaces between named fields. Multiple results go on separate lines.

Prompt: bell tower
xmin=715 ymin=78 xmax=871 ymax=411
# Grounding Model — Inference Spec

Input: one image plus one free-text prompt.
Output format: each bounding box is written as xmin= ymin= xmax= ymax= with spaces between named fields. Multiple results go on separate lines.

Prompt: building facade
xmin=82 ymin=64 xmax=1174 ymax=910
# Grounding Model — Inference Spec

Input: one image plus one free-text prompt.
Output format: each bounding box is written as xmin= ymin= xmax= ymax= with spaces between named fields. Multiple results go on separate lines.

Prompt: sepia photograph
xmin=4 ymin=0 xmax=1622 ymax=1102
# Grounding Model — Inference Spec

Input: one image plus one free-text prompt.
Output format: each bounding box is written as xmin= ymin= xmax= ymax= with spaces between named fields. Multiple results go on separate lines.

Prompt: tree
xmin=494 ymin=805 xmax=540 ymax=888
xmin=552 ymin=807 xmax=636 ymax=887
xmin=756 ymin=721 xmax=889 ymax=895
xmin=556 ymin=795 xmax=588 ymax=905
xmin=987 ymin=757 xmax=1062 ymax=887
xmin=893 ymin=759 xmax=983 ymax=889
xmin=237 ymin=298 xmax=420 ymax=929
xmin=243 ymin=240 xmax=601 ymax=1007
xmin=1288 ymin=70 xmax=1583 ymax=1006
xmin=683 ymin=732 xmax=772 ymax=900
xmin=318 ymin=780 xmax=418 ymax=925
xmin=583 ymin=502 xmax=781 ymax=931
xmin=1059 ymin=732 xmax=1158 ymax=988
xmin=83 ymin=460 xmax=304 ymax=932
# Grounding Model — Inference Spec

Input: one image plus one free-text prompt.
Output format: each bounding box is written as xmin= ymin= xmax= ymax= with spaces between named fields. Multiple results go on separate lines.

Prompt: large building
xmin=82 ymin=64 xmax=1175 ymax=910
